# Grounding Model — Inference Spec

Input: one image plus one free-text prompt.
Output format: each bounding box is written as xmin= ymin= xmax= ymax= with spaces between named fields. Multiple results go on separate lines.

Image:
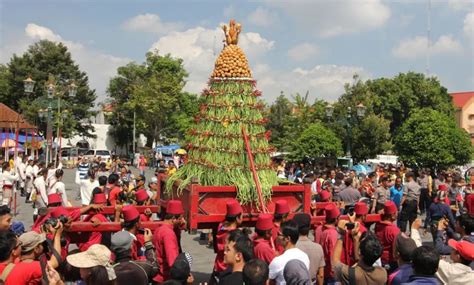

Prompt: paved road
xmin=12 ymin=167 xmax=215 ymax=283
xmin=11 ymin=167 xmax=435 ymax=283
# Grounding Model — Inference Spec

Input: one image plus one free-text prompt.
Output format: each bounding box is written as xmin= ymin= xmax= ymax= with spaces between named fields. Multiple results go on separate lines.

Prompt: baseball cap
xmin=11 ymin=221 xmax=25 ymax=236
xmin=19 ymin=231 xmax=46 ymax=253
xmin=111 ymin=231 xmax=133 ymax=251
xmin=448 ymin=239 xmax=474 ymax=261
xmin=150 ymin=176 xmax=158 ymax=184
xmin=67 ymin=244 xmax=113 ymax=268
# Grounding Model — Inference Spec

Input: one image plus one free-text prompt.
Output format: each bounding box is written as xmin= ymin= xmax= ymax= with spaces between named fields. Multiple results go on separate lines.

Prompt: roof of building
xmin=450 ymin=91 xmax=474 ymax=109
xmin=0 ymin=103 xmax=36 ymax=129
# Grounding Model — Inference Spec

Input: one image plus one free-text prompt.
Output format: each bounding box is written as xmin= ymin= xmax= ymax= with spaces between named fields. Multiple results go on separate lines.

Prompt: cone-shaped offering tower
xmin=166 ymin=20 xmax=278 ymax=206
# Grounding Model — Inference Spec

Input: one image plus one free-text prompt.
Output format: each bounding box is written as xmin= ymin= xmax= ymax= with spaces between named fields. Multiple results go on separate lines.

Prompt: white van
xmin=83 ymin=149 xmax=111 ymax=161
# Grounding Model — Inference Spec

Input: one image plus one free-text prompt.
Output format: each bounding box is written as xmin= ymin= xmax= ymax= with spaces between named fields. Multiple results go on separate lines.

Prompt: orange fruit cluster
xmin=211 ymin=45 xmax=252 ymax=78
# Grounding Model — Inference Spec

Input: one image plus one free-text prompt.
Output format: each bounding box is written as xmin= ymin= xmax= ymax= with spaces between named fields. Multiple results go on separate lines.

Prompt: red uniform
xmin=271 ymin=223 xmax=285 ymax=254
xmin=343 ymin=222 xmax=368 ymax=267
xmin=130 ymin=232 xmax=145 ymax=261
xmin=320 ymin=224 xmax=338 ymax=279
xmin=213 ymin=223 xmax=234 ymax=272
xmin=253 ymin=238 xmax=276 ymax=264
xmin=77 ymin=213 xmax=109 ymax=252
xmin=153 ymin=223 xmax=179 ymax=283
xmin=375 ymin=221 xmax=400 ymax=265
xmin=0 ymin=260 xmax=43 ymax=285
xmin=314 ymin=224 xmax=323 ymax=244
xmin=108 ymin=185 xmax=122 ymax=206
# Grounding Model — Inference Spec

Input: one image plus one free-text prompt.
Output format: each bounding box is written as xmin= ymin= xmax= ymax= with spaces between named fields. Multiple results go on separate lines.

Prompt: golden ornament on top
xmin=211 ymin=19 xmax=252 ymax=79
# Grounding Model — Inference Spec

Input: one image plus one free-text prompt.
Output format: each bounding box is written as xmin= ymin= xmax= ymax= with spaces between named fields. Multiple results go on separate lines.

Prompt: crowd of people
xmin=0 ymin=153 xmax=473 ymax=284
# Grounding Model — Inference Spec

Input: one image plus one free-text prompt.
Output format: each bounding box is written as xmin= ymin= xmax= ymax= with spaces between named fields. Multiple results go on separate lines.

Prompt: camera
xmin=347 ymin=207 xmax=355 ymax=216
xmin=43 ymin=215 xmax=69 ymax=230
xmin=345 ymin=222 xmax=355 ymax=230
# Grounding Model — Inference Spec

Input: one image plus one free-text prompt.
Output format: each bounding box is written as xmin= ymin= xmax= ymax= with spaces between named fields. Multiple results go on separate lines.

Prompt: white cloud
xmin=287 ymin=43 xmax=319 ymax=61
xmin=0 ymin=23 xmax=130 ymax=102
xmin=464 ymin=12 xmax=474 ymax=39
xmin=150 ymin=26 xmax=274 ymax=96
xmin=149 ymin=25 xmax=364 ymax=102
xmin=259 ymin=65 xmax=369 ymax=102
xmin=267 ymin=0 xmax=390 ymax=37
xmin=122 ymin=13 xmax=183 ymax=34
xmin=448 ymin=0 xmax=473 ymax=11
xmin=392 ymin=35 xmax=463 ymax=58
xmin=247 ymin=7 xmax=276 ymax=27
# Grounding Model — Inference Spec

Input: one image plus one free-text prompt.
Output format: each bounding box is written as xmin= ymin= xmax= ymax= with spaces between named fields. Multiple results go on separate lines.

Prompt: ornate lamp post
xmin=325 ymin=103 xmax=366 ymax=158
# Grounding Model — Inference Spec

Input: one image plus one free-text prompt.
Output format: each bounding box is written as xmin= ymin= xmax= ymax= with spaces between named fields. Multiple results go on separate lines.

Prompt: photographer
xmin=332 ymin=224 xmax=387 ymax=285
xmin=0 ymin=223 xmax=63 ymax=284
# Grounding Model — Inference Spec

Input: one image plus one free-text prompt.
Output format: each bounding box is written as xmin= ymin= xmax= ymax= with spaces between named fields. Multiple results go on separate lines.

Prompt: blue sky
xmin=1 ymin=0 xmax=473 ymax=104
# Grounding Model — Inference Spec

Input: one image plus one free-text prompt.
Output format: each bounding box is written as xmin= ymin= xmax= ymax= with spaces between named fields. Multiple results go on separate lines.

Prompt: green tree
xmin=351 ymin=114 xmax=391 ymax=162
xmin=394 ymin=109 xmax=473 ymax=170
xmin=107 ymin=51 xmax=192 ymax=148
xmin=289 ymin=122 xmax=343 ymax=161
xmin=265 ymin=93 xmax=292 ymax=151
xmin=0 ymin=64 xmax=11 ymax=105
xmin=5 ymin=40 xmax=96 ymax=137
xmin=338 ymin=72 xmax=454 ymax=135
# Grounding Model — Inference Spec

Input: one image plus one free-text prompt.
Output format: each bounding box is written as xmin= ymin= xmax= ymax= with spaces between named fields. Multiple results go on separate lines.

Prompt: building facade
xmin=451 ymin=91 xmax=474 ymax=145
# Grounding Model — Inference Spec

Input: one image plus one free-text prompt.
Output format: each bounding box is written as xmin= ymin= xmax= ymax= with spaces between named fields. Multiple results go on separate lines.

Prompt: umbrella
xmin=8 ymin=147 xmax=24 ymax=153
xmin=175 ymin=149 xmax=187 ymax=155
xmin=1 ymin=138 xmax=17 ymax=148
xmin=352 ymin=164 xmax=369 ymax=174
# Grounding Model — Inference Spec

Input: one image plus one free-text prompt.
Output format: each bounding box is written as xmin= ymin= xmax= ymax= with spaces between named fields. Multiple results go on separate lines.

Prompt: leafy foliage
xmin=394 ymin=109 xmax=473 ymax=170
xmin=289 ymin=123 xmax=343 ymax=161
xmin=107 ymin=51 xmax=198 ymax=148
xmin=351 ymin=114 xmax=391 ymax=162
xmin=4 ymin=40 xmax=96 ymax=137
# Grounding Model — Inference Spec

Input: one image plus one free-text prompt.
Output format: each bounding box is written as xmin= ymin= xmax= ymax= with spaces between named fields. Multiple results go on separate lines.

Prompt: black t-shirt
xmin=218 ymin=271 xmax=243 ymax=285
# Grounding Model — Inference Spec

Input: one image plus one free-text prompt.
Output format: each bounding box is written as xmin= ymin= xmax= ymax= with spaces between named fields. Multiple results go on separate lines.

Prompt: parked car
xmin=83 ymin=149 xmax=111 ymax=161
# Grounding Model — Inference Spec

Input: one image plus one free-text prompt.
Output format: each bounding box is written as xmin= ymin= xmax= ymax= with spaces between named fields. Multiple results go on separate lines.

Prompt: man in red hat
xmin=153 ymin=199 xmax=184 ymax=283
xmin=135 ymin=190 xmax=153 ymax=222
xmin=78 ymin=193 xmax=110 ymax=251
xmin=211 ymin=199 xmax=243 ymax=283
xmin=115 ymin=204 xmax=145 ymax=261
xmin=375 ymin=201 xmax=400 ymax=271
xmin=272 ymin=200 xmax=290 ymax=255
xmin=47 ymin=193 xmax=63 ymax=207
xmin=320 ymin=203 xmax=341 ymax=284
xmin=437 ymin=239 xmax=474 ymax=283
xmin=253 ymin=213 xmax=276 ymax=264
xmin=354 ymin=202 xmax=369 ymax=234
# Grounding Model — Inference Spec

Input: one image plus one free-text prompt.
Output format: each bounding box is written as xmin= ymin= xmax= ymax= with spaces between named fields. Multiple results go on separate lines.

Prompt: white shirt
xmin=25 ymin=165 xmax=34 ymax=179
xmin=75 ymin=172 xmax=99 ymax=205
xmin=48 ymin=181 xmax=68 ymax=206
xmin=32 ymin=165 xmax=39 ymax=177
xmin=33 ymin=176 xmax=48 ymax=207
xmin=269 ymin=247 xmax=310 ymax=285
xmin=1 ymin=170 xmax=19 ymax=187
xmin=18 ymin=162 xmax=26 ymax=181
xmin=436 ymin=259 xmax=474 ymax=285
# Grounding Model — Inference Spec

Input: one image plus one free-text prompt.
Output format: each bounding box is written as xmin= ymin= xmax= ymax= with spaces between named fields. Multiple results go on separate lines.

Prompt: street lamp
xmin=325 ymin=103 xmax=366 ymax=158
xmin=23 ymin=76 xmax=36 ymax=94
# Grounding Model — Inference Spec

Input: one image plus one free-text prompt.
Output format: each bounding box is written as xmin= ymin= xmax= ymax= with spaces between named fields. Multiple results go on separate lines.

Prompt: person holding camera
xmin=0 ymin=222 xmax=63 ymax=284
xmin=374 ymin=201 xmax=400 ymax=272
xmin=332 ymin=225 xmax=387 ymax=285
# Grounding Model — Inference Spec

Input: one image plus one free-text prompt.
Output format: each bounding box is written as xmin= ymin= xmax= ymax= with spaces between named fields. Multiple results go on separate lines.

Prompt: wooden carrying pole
xmin=241 ymin=126 xmax=267 ymax=213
